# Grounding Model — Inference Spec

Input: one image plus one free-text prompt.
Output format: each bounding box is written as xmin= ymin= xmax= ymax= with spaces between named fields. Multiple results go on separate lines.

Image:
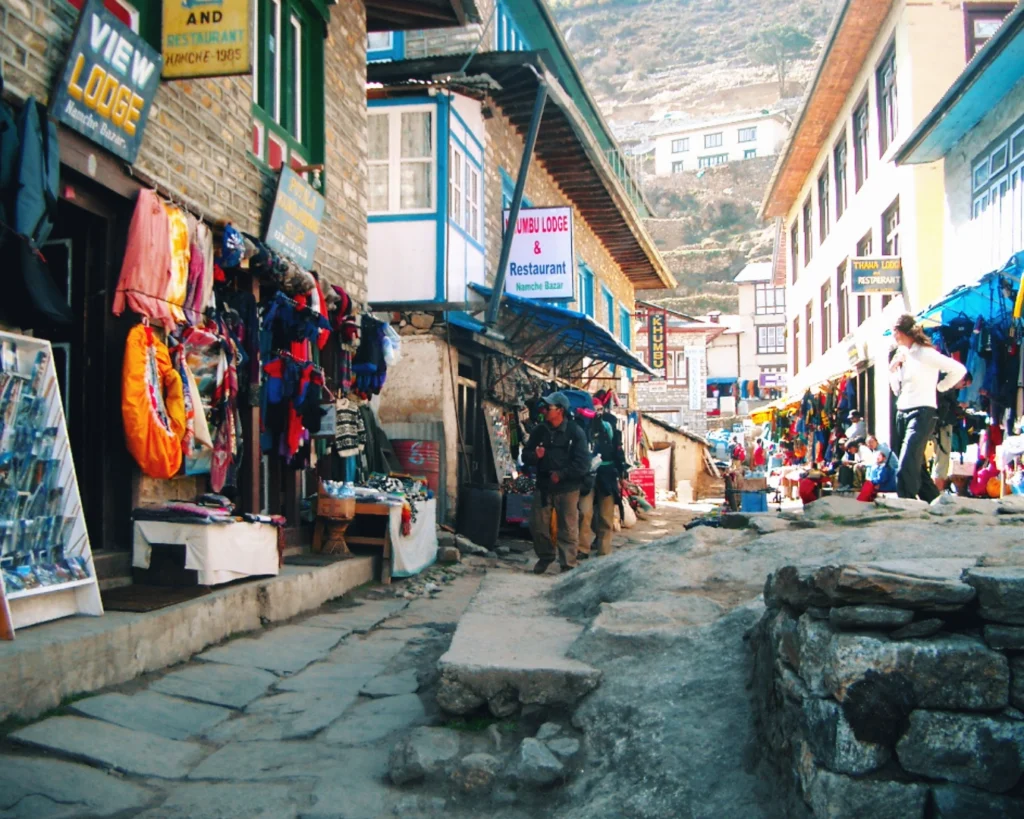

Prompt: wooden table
xmin=333 ymin=502 xmax=393 ymax=584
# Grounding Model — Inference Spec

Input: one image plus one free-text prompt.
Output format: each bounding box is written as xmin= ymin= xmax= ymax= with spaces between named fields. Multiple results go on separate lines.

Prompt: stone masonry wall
xmin=751 ymin=544 xmax=1024 ymax=818
xmin=633 ymin=327 xmax=710 ymax=434
xmin=0 ymin=0 xmax=367 ymax=299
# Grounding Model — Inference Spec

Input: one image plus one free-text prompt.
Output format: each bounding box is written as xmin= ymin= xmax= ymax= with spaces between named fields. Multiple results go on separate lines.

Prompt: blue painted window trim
xmin=367 ymin=31 xmax=405 ymax=62
xmin=578 ymin=263 xmax=595 ymax=318
xmin=602 ymin=286 xmax=615 ymax=374
xmin=619 ymin=303 xmax=632 ymax=379
xmin=450 ymin=105 xmax=485 ymax=157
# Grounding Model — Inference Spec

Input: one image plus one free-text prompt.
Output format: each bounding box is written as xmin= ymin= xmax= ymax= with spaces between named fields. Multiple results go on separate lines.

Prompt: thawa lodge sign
xmin=50 ymin=0 xmax=161 ymax=164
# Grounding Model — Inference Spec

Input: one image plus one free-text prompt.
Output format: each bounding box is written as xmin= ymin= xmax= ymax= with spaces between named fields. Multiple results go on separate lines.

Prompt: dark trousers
xmin=892 ymin=406 xmax=939 ymax=502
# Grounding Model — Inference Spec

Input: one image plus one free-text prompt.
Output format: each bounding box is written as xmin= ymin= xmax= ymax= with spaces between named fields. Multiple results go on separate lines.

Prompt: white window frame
xmin=757 ymin=325 xmax=786 ymax=355
xmin=368 ymin=105 xmax=437 ymax=215
xmin=698 ymin=154 xmax=728 ymax=168
xmin=970 ymin=121 xmax=1024 ymax=274
xmin=466 ymin=163 xmax=482 ymax=242
xmin=291 ymin=14 xmax=302 ymax=143
xmin=671 ymin=160 xmax=684 ymax=173
xmin=367 ymin=31 xmax=393 ymax=52
xmin=743 ymin=148 xmax=756 ymax=159
xmin=270 ymin=0 xmax=282 ymax=123
xmin=704 ymin=132 xmax=723 ymax=148
xmin=671 ymin=138 xmax=689 ymax=153
xmin=738 ymin=126 xmax=757 ymax=143
xmin=449 ymin=144 xmax=464 ymax=226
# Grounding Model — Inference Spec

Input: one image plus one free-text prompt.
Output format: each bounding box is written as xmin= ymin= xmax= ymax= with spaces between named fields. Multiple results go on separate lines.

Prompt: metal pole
xmin=485 ymin=81 xmax=548 ymax=327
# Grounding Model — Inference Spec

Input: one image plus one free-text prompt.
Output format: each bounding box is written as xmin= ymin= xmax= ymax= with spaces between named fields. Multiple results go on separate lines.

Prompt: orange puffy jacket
xmin=122 ymin=324 xmax=186 ymax=479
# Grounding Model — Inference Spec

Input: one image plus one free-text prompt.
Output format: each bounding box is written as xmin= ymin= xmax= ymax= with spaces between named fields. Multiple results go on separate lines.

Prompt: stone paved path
xmin=0 ymin=576 xmax=483 ymax=819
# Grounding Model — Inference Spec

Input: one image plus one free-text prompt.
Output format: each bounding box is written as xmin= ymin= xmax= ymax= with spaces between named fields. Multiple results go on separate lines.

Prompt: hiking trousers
xmin=577 ymin=491 xmax=595 ymax=556
xmin=531 ymin=489 xmax=579 ymax=568
xmin=591 ymin=491 xmax=615 ymax=556
xmin=893 ymin=406 xmax=939 ymax=502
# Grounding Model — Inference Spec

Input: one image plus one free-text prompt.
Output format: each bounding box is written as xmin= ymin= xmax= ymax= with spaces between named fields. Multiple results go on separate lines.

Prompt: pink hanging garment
xmin=112 ymin=189 xmax=175 ymax=326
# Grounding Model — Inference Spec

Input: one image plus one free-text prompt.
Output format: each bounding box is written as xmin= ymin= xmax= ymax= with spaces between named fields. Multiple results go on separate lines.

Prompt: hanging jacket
xmin=113 ymin=190 xmax=176 ymax=327
xmin=122 ymin=324 xmax=186 ymax=479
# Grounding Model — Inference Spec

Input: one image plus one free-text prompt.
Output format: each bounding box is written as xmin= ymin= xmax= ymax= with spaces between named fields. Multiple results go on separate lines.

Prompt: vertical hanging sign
xmin=50 ymin=0 xmax=162 ymax=164
xmin=648 ymin=312 xmax=666 ymax=375
xmin=162 ymin=0 xmax=252 ymax=79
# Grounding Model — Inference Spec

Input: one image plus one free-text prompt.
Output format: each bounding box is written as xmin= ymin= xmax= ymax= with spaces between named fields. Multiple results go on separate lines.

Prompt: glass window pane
xmin=368 ymin=115 xmax=389 ymax=161
xmin=369 ymin=165 xmax=389 ymax=212
xmin=401 ymin=112 xmax=432 ymax=158
xmin=367 ymin=31 xmax=392 ymax=51
xmin=400 ymin=161 xmax=432 ymax=209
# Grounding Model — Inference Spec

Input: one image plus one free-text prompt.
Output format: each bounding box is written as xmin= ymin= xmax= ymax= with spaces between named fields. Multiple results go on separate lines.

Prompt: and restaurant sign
xmin=502 ymin=206 xmax=575 ymax=301
xmin=162 ymin=0 xmax=252 ymax=79
xmin=648 ymin=312 xmax=666 ymax=374
xmin=50 ymin=0 xmax=162 ymax=164
xmin=850 ymin=257 xmax=903 ymax=294
xmin=265 ymin=166 xmax=326 ymax=268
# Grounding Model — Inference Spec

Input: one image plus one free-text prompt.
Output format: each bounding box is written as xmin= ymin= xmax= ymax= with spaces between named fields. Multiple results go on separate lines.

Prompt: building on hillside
xmin=364 ymin=1 xmax=675 ymax=521
xmin=734 ymin=262 xmax=790 ymax=394
xmin=653 ymin=110 xmax=790 ymax=176
xmin=0 ymin=0 xmax=470 ymax=580
xmin=895 ymin=3 xmax=1024 ymax=293
xmin=634 ymin=303 xmax=724 ymax=435
xmin=759 ymin=0 xmax=1011 ymax=444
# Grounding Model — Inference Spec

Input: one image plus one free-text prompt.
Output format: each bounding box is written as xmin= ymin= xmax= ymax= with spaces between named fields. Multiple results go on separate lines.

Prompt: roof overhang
xmin=760 ymin=0 xmax=894 ymax=220
xmin=896 ymin=4 xmax=1024 ymax=165
xmin=368 ymin=52 xmax=676 ymax=291
xmin=364 ymin=0 xmax=479 ymax=32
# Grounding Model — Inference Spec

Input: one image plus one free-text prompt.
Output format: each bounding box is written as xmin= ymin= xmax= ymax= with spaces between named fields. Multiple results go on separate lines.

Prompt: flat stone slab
xmin=276 ymin=660 xmax=387 ymax=694
xmin=321 ymin=693 xmax=427 ymax=745
xmin=964 ymin=567 xmax=1024 ymax=625
xmin=135 ymin=783 xmax=298 ymax=819
xmin=828 ymin=605 xmax=914 ymax=631
xmin=326 ymin=635 xmax=410 ymax=666
xmin=11 ymin=715 xmax=206 ymax=779
xmin=0 ymin=754 xmax=154 ymax=818
xmin=151 ymin=662 xmax=278 ymax=709
xmin=984 ymin=624 xmax=1024 ymax=651
xmin=315 ymin=599 xmax=409 ymax=634
xmin=70 ymin=690 xmax=231 ymax=740
xmin=300 ymin=747 xmax=392 ymax=819
xmin=438 ymin=606 xmax=598 ymax=716
xmin=190 ymin=741 xmax=349 ymax=781
xmin=360 ymin=668 xmax=420 ymax=699
xmin=197 ymin=626 xmax=347 ymax=674
xmin=206 ymin=689 xmax=361 ymax=742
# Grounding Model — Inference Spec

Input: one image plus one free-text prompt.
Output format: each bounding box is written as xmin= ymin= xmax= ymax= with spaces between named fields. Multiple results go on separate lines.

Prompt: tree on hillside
xmin=748 ymin=26 xmax=814 ymax=98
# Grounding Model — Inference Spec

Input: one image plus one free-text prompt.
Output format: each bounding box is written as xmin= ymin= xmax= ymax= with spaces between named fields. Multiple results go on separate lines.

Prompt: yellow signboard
xmin=162 ymin=0 xmax=251 ymax=79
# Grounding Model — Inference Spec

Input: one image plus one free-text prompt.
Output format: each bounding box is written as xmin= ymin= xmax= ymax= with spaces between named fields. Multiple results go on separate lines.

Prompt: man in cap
xmin=522 ymin=391 xmax=591 ymax=573
xmin=845 ymin=411 xmax=867 ymax=441
xmin=578 ymin=389 xmax=626 ymax=559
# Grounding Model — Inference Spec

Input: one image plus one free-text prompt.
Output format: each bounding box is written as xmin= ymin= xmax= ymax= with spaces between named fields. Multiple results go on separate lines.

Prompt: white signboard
xmin=502 ymin=206 xmax=575 ymax=301
xmin=688 ymin=350 xmax=703 ymax=410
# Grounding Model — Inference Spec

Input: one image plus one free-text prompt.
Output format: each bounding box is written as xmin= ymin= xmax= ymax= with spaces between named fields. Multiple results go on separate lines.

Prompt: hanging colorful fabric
xmin=122 ymin=323 xmax=186 ymax=479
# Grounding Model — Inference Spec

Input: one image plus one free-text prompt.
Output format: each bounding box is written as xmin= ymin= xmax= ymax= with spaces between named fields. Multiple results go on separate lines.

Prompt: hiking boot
xmin=560 ymin=564 xmax=576 ymax=573
xmin=532 ymin=560 xmax=552 ymax=575
xmin=577 ymin=551 xmax=590 ymax=560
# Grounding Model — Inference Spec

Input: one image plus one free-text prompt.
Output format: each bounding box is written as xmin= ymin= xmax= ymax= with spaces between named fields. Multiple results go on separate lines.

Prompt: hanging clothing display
xmin=122 ymin=324 xmax=186 ymax=479
xmin=113 ymin=189 xmax=176 ymax=328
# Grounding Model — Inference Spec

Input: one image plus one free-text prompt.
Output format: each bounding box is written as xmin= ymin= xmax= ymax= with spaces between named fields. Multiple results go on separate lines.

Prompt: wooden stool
xmin=313 ymin=516 xmax=353 ymax=556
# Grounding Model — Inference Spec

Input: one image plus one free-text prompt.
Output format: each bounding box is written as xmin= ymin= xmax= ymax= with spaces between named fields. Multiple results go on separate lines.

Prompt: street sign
xmin=850 ymin=257 xmax=903 ymax=294
xmin=265 ymin=166 xmax=326 ymax=268
xmin=50 ymin=0 xmax=162 ymax=164
xmin=648 ymin=312 xmax=666 ymax=374
xmin=502 ymin=206 xmax=575 ymax=301
xmin=163 ymin=0 xmax=252 ymax=79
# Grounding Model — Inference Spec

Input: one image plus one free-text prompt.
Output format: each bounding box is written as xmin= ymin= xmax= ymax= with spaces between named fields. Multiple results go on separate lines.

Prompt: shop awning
xmin=364 ymin=0 xmax=480 ymax=31
xmin=907 ymin=252 xmax=1023 ymax=329
xmin=706 ymin=377 xmax=737 ymax=386
xmin=466 ymin=284 xmax=655 ymax=376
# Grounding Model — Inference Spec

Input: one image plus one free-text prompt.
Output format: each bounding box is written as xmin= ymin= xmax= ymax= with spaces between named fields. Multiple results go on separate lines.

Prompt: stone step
xmin=436 ymin=573 xmax=601 ymax=717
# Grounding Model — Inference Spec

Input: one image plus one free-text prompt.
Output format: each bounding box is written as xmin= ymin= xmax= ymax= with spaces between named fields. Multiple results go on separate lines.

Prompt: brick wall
xmin=0 ymin=0 xmax=367 ymax=300
xmin=634 ymin=327 xmax=711 ymax=434
xmin=403 ymin=0 xmax=497 ymax=59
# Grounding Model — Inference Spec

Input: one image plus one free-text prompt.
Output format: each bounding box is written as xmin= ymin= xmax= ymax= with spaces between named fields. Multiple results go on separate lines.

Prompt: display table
xmin=343 ymin=499 xmax=438 ymax=583
xmin=132 ymin=521 xmax=280 ymax=586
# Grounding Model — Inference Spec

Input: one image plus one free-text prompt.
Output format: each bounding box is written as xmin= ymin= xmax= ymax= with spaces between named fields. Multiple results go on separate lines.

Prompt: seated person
xmin=846 ymin=411 xmax=867 ymax=441
xmin=857 ymin=450 xmax=897 ymax=502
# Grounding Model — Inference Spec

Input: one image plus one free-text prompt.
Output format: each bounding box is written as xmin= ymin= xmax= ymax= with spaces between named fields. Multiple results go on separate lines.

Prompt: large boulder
xmin=895 ymin=711 xmax=1024 ymax=793
xmin=963 ymin=567 xmax=1024 ymax=625
xmin=798 ymin=749 xmax=929 ymax=819
xmin=797 ymin=614 xmax=837 ymax=697
xmin=510 ymin=738 xmax=565 ymax=787
xmin=818 ymin=562 xmax=976 ymax=611
xmin=824 ymin=633 xmax=1009 ymax=711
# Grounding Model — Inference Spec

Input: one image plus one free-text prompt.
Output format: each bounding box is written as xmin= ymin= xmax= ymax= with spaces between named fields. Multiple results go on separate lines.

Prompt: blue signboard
xmin=850 ymin=257 xmax=903 ymax=294
xmin=264 ymin=167 xmax=326 ymax=268
xmin=49 ymin=0 xmax=162 ymax=164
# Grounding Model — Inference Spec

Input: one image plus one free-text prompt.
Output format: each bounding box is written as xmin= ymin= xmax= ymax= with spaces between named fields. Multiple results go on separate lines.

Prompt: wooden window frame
xmin=964 ymin=3 xmax=1015 ymax=60
xmin=853 ymin=93 xmax=870 ymax=191
xmin=876 ymin=43 xmax=898 ymax=156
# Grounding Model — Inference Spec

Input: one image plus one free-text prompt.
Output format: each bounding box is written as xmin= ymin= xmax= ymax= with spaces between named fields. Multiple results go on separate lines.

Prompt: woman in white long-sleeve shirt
xmin=889 ymin=314 xmax=968 ymax=501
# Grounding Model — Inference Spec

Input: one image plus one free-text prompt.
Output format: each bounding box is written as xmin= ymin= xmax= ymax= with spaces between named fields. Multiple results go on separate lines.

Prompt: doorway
xmin=31 ymin=177 xmax=135 ymax=557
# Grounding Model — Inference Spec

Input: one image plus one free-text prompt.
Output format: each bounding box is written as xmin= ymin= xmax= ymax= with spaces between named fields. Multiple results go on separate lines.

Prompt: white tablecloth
xmin=389 ymin=498 xmax=437 ymax=578
xmin=132 ymin=520 xmax=280 ymax=586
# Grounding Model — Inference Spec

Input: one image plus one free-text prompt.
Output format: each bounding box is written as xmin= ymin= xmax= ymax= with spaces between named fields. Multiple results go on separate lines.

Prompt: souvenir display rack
xmin=0 ymin=331 xmax=102 ymax=640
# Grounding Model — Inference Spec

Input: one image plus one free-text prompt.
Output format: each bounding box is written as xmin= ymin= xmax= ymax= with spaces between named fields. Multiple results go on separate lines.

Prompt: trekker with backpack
xmin=579 ymin=389 xmax=626 ymax=558
xmin=522 ymin=392 xmax=591 ymax=574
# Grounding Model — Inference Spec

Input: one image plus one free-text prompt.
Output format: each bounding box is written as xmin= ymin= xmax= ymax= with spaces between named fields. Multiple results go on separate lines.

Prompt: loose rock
xmin=438 ymin=546 xmax=461 ymax=564
xmin=964 ymin=567 xmax=1024 ymax=625
xmin=511 ymin=738 xmax=565 ymax=786
xmin=535 ymin=722 xmax=562 ymax=741
xmin=388 ymin=727 xmax=462 ymax=785
xmin=451 ymin=753 xmax=500 ymax=794
xmin=828 ymin=605 xmax=914 ymax=631
xmin=454 ymin=535 xmax=489 ymax=557
xmin=896 ymin=710 xmax=1024 ymax=793
xmin=546 ymin=736 xmax=581 ymax=761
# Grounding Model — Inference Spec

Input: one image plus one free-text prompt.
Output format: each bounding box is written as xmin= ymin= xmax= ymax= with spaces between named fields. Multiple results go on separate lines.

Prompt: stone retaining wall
xmin=750 ymin=561 xmax=1024 ymax=818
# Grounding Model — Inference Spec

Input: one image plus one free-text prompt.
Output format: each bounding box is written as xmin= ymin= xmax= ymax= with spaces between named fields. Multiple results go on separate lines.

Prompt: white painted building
xmin=760 ymin=0 xmax=997 ymax=442
xmin=653 ymin=110 xmax=790 ymax=177
xmin=734 ymin=262 xmax=789 ymax=389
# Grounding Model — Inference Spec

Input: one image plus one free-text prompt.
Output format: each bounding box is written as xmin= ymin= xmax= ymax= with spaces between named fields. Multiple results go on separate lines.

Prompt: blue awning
xmin=706 ymin=377 xmax=738 ymax=386
xmin=467 ymin=283 xmax=654 ymax=375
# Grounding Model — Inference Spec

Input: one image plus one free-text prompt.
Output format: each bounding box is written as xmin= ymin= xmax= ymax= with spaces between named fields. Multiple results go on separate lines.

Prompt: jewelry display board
xmin=482 ymin=401 xmax=518 ymax=482
xmin=0 ymin=331 xmax=102 ymax=639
